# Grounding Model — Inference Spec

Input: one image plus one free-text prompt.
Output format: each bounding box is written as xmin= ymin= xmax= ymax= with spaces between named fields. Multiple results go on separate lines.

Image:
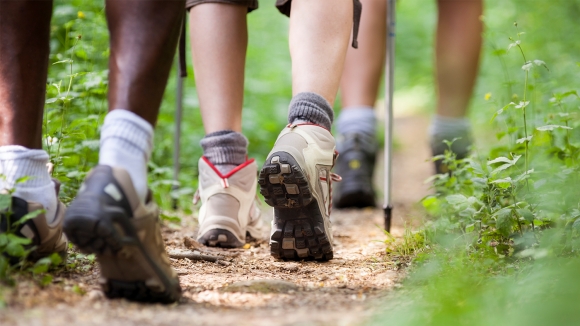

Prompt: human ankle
xmin=98 ymin=110 xmax=153 ymax=203
xmin=288 ymin=92 xmax=334 ymax=130
xmin=200 ymin=130 xmax=248 ymax=175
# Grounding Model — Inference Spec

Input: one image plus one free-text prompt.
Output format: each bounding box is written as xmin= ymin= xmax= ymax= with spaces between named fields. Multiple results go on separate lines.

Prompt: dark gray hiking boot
xmin=0 ymin=181 xmax=68 ymax=263
xmin=333 ymin=133 xmax=377 ymax=209
xmin=64 ymin=165 xmax=181 ymax=303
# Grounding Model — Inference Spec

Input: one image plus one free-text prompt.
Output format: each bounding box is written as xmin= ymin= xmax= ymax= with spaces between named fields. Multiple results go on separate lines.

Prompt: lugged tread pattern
xmin=259 ymin=154 xmax=311 ymax=208
xmin=64 ymin=189 xmax=181 ymax=304
xmin=198 ymin=229 xmax=244 ymax=248
xmin=259 ymin=152 xmax=333 ymax=261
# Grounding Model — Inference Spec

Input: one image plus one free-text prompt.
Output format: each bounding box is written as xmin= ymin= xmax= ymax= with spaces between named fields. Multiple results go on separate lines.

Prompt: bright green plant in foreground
xmin=421 ymin=23 xmax=580 ymax=257
xmin=375 ymin=19 xmax=580 ymax=325
xmin=0 ymin=188 xmax=63 ymax=288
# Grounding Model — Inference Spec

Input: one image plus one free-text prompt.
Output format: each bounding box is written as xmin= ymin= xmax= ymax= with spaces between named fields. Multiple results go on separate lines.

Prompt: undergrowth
xmin=374 ymin=17 xmax=580 ymax=326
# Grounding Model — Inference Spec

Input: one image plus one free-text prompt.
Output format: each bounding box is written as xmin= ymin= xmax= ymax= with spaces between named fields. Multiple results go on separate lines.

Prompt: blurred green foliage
xmin=373 ymin=0 xmax=580 ymax=325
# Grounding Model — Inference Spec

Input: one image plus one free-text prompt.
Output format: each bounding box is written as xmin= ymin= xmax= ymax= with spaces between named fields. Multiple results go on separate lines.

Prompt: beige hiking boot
xmin=259 ymin=124 xmax=340 ymax=261
xmin=195 ymin=157 xmax=266 ymax=248
xmin=0 ymin=181 xmax=68 ymax=262
xmin=64 ymin=165 xmax=181 ymax=303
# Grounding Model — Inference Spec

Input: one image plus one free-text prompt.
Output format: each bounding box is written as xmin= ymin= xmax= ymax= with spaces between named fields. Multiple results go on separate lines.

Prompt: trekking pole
xmin=172 ymin=59 xmax=184 ymax=210
xmin=172 ymin=14 xmax=187 ymax=210
xmin=383 ymin=0 xmax=396 ymax=232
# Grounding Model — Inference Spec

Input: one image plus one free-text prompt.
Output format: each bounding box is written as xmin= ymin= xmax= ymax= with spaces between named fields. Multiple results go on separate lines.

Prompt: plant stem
xmin=517 ymin=44 xmax=531 ymax=193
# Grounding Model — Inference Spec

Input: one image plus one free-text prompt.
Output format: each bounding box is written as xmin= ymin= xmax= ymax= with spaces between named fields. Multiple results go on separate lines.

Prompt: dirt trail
xmin=0 ymin=116 xmax=432 ymax=326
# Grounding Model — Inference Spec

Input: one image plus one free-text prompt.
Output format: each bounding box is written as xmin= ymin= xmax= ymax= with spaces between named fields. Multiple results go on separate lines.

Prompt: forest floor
xmin=0 ymin=115 xmax=433 ymax=326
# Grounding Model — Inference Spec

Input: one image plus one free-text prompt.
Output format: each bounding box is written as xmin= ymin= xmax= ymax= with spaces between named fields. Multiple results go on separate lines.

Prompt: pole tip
xmin=384 ymin=205 xmax=393 ymax=233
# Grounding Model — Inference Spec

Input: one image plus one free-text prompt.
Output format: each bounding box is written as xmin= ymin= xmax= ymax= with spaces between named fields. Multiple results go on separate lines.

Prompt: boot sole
xmin=259 ymin=152 xmax=333 ymax=261
xmin=197 ymin=229 xmax=244 ymax=248
xmin=63 ymin=195 xmax=181 ymax=303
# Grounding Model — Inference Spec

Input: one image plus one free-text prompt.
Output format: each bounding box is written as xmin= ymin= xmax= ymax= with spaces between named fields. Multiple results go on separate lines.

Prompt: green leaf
xmin=33 ymin=264 xmax=49 ymax=275
xmin=572 ymin=219 xmax=580 ymax=231
xmin=5 ymin=242 xmax=26 ymax=257
xmin=6 ymin=233 xmax=32 ymax=245
xmin=514 ymin=169 xmax=534 ymax=183
xmin=495 ymin=208 xmax=513 ymax=237
xmin=49 ymin=252 xmax=63 ymax=265
xmin=0 ymin=194 xmax=11 ymax=211
xmin=516 ymin=136 xmax=533 ymax=144
xmin=0 ymin=233 xmax=7 ymax=247
xmin=537 ymin=125 xmax=573 ymax=131
xmin=514 ymin=101 xmax=530 ymax=109
xmin=492 ymin=49 xmax=507 ymax=56
xmin=465 ymin=223 xmax=475 ymax=233
xmin=40 ymin=275 xmax=53 ymax=287
xmin=533 ymin=59 xmax=549 ymax=70
xmin=487 ymin=157 xmax=512 ymax=165
xmin=517 ymin=208 xmax=535 ymax=222
xmin=491 ymin=177 xmax=512 ymax=189
xmin=11 ymin=209 xmax=45 ymax=227
xmin=15 ymin=176 xmax=32 ymax=184
xmin=72 ymin=284 xmax=86 ymax=295
xmin=488 ymin=155 xmax=521 ymax=175
xmin=507 ymin=40 xmax=520 ymax=51
xmin=560 ymin=90 xmax=579 ymax=99
xmin=446 ymin=194 xmax=468 ymax=206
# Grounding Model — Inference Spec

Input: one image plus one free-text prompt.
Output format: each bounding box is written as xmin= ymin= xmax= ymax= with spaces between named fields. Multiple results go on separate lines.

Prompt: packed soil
xmin=0 ymin=115 xmax=433 ymax=326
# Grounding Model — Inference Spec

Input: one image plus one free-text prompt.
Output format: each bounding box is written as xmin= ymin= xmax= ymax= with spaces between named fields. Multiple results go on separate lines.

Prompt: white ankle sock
xmin=98 ymin=110 xmax=153 ymax=203
xmin=0 ymin=146 xmax=58 ymax=223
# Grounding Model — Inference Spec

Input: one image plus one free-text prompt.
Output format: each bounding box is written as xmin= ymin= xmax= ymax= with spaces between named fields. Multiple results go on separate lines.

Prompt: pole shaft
xmin=383 ymin=0 xmax=396 ymax=231
xmin=173 ymin=60 xmax=184 ymax=209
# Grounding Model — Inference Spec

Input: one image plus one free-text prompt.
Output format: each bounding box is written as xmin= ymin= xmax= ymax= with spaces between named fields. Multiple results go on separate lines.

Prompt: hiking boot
xmin=333 ymin=133 xmax=377 ymax=208
xmin=0 ymin=180 xmax=68 ymax=262
xmin=63 ymin=165 xmax=181 ymax=303
xmin=195 ymin=157 xmax=266 ymax=248
xmin=259 ymin=124 xmax=340 ymax=261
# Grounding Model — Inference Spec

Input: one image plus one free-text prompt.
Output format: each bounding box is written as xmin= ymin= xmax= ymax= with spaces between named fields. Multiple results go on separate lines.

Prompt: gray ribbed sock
xmin=336 ymin=106 xmax=377 ymax=138
xmin=200 ymin=130 xmax=248 ymax=175
xmin=429 ymin=115 xmax=472 ymax=156
xmin=288 ymin=92 xmax=334 ymax=130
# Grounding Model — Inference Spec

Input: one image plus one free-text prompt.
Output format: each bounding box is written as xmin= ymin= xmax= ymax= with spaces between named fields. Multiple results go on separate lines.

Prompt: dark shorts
xmin=185 ymin=0 xmax=292 ymax=16
xmin=184 ymin=0 xmax=361 ymax=47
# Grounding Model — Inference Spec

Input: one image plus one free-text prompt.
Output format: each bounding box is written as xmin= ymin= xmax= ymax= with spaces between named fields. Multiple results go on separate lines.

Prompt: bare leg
xmin=340 ymin=0 xmax=386 ymax=109
xmin=290 ymin=0 xmax=353 ymax=106
xmin=0 ymin=0 xmax=53 ymax=148
xmin=435 ymin=0 xmax=483 ymax=118
xmin=188 ymin=4 xmax=247 ymax=134
xmin=106 ymin=0 xmax=184 ymax=125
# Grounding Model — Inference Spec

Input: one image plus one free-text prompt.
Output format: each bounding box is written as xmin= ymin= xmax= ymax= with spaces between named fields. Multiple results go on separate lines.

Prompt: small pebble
xmin=86 ymin=290 xmax=104 ymax=302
